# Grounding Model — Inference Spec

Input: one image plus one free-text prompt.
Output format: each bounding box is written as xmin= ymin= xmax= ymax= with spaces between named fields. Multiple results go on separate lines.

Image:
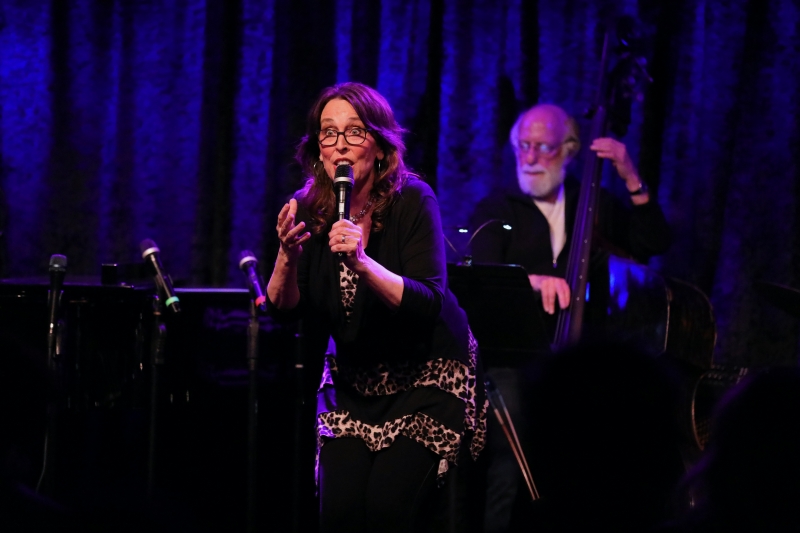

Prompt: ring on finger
xmin=341 ymin=235 xmax=346 ymax=244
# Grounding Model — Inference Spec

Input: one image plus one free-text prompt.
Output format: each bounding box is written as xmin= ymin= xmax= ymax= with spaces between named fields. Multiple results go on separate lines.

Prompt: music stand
xmin=448 ymin=263 xmax=551 ymax=366
xmin=448 ymin=262 xmax=549 ymax=503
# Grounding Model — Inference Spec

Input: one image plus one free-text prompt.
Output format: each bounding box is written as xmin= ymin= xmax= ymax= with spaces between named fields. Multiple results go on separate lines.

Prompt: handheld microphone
xmin=334 ymin=164 xmax=354 ymax=260
xmin=47 ymin=254 xmax=67 ymax=358
xmin=139 ymin=239 xmax=181 ymax=313
xmin=333 ymin=163 xmax=354 ymax=221
xmin=238 ymin=250 xmax=267 ymax=312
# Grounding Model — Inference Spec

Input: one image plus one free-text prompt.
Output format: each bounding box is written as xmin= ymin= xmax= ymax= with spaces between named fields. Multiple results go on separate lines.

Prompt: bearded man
xmin=469 ymin=103 xmax=671 ymax=533
xmin=471 ymin=103 xmax=670 ymax=315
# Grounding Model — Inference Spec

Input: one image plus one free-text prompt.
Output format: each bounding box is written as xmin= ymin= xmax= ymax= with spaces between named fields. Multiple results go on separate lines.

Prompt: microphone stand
xmin=37 ymin=256 xmax=67 ymax=495
xmin=147 ymin=294 xmax=167 ymax=501
xmin=292 ymin=320 xmax=307 ymax=533
xmin=37 ymin=328 xmax=63 ymax=495
xmin=246 ymin=300 xmax=259 ymax=533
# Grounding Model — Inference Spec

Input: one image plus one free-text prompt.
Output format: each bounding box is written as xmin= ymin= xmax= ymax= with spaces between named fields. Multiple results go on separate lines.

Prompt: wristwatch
xmin=629 ymin=181 xmax=649 ymax=196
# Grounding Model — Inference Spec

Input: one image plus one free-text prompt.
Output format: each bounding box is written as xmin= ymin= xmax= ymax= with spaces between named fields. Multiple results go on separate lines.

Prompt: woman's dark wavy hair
xmin=295 ymin=82 xmax=414 ymax=234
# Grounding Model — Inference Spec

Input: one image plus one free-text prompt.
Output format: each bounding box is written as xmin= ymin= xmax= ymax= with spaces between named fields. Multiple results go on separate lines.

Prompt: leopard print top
xmin=316 ymin=331 xmax=487 ymax=484
xmin=339 ymin=263 xmax=358 ymax=321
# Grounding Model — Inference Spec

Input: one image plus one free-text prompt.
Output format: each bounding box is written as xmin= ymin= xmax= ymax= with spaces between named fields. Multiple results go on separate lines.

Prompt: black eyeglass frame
xmin=316 ymin=127 xmax=373 ymax=146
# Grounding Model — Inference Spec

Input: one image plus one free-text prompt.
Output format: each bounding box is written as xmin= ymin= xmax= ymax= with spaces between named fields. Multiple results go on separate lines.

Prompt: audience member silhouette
xmin=519 ymin=339 xmax=685 ymax=531
xmin=666 ymin=366 xmax=800 ymax=532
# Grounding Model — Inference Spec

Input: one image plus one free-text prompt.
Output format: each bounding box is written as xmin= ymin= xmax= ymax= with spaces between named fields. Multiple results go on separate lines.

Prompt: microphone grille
xmin=333 ymin=163 xmax=354 ymax=184
xmin=49 ymin=254 xmax=67 ymax=271
xmin=238 ymin=249 xmax=257 ymax=269
xmin=139 ymin=238 xmax=160 ymax=258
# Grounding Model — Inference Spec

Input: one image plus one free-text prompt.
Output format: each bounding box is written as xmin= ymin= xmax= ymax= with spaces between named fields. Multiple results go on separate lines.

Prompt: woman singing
xmin=266 ymin=82 xmax=485 ymax=532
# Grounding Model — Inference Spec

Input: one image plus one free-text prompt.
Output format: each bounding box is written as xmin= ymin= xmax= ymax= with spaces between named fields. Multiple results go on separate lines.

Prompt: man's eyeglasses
xmin=515 ymin=138 xmax=576 ymax=160
xmin=317 ymin=127 xmax=372 ymax=146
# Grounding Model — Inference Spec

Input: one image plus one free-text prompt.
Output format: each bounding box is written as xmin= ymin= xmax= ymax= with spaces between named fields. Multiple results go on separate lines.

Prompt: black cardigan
xmin=268 ymin=178 xmax=471 ymax=369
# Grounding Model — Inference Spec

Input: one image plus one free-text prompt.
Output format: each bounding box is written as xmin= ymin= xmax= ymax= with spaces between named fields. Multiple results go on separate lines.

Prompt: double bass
xmin=552 ymin=17 xmax=715 ymax=377
xmin=542 ymin=19 xmax=724 ymax=467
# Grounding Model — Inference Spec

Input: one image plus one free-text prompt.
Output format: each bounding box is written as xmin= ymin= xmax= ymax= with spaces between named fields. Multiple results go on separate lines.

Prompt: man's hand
xmin=590 ymin=137 xmax=650 ymax=205
xmin=529 ymin=274 xmax=570 ymax=315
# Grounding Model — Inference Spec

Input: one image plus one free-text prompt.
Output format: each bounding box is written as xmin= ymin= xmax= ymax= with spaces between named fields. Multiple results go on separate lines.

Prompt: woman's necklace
xmin=349 ymin=196 xmax=374 ymax=224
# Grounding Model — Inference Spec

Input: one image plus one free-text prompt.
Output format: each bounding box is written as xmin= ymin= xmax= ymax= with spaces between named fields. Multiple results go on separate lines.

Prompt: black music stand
xmin=447 ymin=263 xmax=551 ymax=366
xmin=448 ymin=263 xmax=550 ymax=505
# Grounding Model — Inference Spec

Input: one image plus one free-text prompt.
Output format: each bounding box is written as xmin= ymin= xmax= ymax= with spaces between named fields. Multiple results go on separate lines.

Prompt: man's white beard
xmin=517 ymin=163 xmax=566 ymax=200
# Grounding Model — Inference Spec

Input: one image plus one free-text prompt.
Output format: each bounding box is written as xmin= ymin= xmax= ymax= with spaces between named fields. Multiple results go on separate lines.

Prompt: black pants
xmin=318 ymin=435 xmax=441 ymax=533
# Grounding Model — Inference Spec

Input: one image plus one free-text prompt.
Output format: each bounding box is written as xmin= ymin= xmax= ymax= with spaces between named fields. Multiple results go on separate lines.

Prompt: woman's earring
xmin=313 ymin=160 xmax=323 ymax=173
xmin=377 ymin=159 xmax=383 ymax=175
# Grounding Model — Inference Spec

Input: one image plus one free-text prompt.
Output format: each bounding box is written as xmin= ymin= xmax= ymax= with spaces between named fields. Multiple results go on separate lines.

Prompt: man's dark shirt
xmin=469 ymin=178 xmax=671 ymax=277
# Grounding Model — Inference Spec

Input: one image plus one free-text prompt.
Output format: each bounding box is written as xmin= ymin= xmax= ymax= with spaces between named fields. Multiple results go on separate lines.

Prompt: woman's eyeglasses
xmin=317 ymin=127 xmax=372 ymax=146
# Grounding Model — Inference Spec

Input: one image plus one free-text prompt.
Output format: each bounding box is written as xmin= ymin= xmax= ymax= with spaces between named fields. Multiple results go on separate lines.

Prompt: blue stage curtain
xmin=0 ymin=0 xmax=798 ymax=364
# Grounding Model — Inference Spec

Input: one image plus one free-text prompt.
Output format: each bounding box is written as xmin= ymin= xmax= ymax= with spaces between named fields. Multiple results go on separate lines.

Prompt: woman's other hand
xmin=277 ymin=199 xmax=311 ymax=261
